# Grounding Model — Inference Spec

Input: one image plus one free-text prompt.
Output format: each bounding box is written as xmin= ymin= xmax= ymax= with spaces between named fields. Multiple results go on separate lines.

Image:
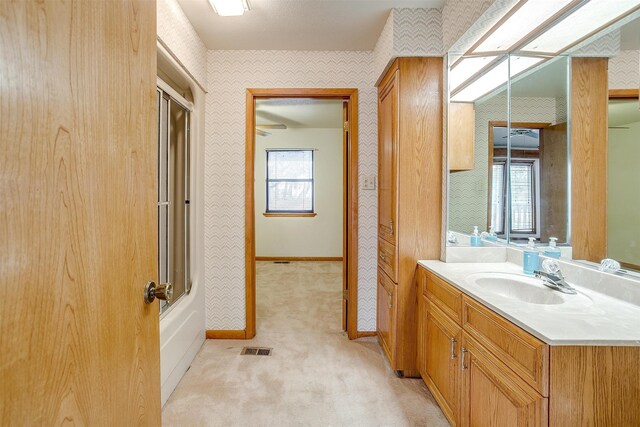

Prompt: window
xmin=266 ymin=150 xmax=314 ymax=213
xmin=490 ymin=159 xmax=539 ymax=237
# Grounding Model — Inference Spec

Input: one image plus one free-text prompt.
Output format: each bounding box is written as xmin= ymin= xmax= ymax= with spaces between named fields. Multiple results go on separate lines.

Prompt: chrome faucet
xmin=534 ymin=260 xmax=577 ymax=294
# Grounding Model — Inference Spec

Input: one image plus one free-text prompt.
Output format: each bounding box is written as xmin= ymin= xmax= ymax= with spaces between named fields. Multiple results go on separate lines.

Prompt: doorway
xmin=487 ymin=120 xmax=568 ymax=244
xmin=608 ymin=89 xmax=640 ymax=271
xmin=245 ymin=88 xmax=359 ymax=339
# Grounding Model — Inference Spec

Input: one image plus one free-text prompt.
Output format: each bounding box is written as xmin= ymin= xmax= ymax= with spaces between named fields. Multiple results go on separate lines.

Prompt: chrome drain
xmin=241 ymin=347 xmax=272 ymax=356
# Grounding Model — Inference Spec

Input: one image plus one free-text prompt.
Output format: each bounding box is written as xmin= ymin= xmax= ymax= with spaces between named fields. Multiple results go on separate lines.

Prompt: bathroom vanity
xmin=416 ymin=261 xmax=640 ymax=427
xmin=432 ymin=4 xmax=640 ymax=424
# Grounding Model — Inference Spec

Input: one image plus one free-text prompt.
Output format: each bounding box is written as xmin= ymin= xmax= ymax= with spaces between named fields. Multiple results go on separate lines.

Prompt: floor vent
xmin=274 ymin=261 xmax=290 ymax=264
xmin=241 ymin=347 xmax=273 ymax=356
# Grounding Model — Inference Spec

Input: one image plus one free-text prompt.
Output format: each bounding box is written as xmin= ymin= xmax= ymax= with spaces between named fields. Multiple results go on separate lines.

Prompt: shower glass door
xmin=157 ymin=85 xmax=191 ymax=314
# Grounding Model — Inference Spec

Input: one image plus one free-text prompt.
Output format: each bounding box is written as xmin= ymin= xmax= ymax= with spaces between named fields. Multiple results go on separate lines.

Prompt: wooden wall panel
xmin=570 ymin=58 xmax=608 ymax=261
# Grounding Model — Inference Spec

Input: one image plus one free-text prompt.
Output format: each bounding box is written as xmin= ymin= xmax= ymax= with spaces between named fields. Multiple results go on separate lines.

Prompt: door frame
xmin=245 ymin=88 xmax=359 ymax=339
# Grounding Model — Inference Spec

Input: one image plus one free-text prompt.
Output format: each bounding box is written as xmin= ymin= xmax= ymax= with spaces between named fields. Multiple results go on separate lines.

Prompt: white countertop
xmin=418 ymin=260 xmax=640 ymax=346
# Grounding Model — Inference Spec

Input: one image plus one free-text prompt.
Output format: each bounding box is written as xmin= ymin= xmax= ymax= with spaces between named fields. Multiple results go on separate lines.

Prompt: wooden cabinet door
xmin=417 ymin=293 xmax=428 ymax=379
xmin=377 ymin=270 xmax=396 ymax=364
xmin=460 ymin=333 xmax=548 ymax=427
xmin=425 ymin=302 xmax=462 ymax=425
xmin=0 ymin=1 xmax=160 ymax=424
xmin=378 ymin=70 xmax=398 ymax=245
xmin=448 ymin=102 xmax=475 ymax=171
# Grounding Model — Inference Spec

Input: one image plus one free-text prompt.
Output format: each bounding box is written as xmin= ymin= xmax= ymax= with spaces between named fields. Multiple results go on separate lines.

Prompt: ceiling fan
xmin=255 ymin=123 xmax=287 ymax=137
xmin=502 ymin=128 xmax=538 ymax=138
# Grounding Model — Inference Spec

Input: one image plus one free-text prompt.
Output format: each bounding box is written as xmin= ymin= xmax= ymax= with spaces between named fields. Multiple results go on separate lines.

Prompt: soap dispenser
xmin=544 ymin=237 xmax=561 ymax=259
xmin=486 ymin=226 xmax=498 ymax=242
xmin=523 ymin=237 xmax=540 ymax=275
xmin=470 ymin=226 xmax=482 ymax=247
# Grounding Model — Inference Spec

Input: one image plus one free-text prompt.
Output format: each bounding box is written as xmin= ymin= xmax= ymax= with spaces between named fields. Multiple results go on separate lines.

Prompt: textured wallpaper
xmin=441 ymin=0 xmax=493 ymax=52
xmin=373 ymin=12 xmax=394 ymax=82
xmin=373 ymin=8 xmax=443 ymax=81
xmin=610 ymin=50 xmax=640 ymax=89
xmin=449 ymin=94 xmax=560 ymax=234
xmin=157 ymin=0 xmax=208 ymax=89
xmin=205 ymin=50 xmax=378 ymax=331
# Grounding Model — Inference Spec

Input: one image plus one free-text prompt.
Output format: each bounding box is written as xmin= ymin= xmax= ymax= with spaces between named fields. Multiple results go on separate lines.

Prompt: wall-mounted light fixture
xmin=450 ymin=0 xmax=640 ymax=102
xmin=522 ymin=0 xmax=640 ymax=54
xmin=471 ymin=0 xmax=578 ymax=54
xmin=209 ymin=0 xmax=250 ymax=16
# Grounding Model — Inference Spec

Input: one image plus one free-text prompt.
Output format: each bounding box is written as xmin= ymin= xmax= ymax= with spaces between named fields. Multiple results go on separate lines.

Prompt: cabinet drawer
xmin=462 ymin=296 xmax=549 ymax=396
xmin=378 ymin=238 xmax=397 ymax=283
xmin=424 ymin=271 xmax=463 ymax=325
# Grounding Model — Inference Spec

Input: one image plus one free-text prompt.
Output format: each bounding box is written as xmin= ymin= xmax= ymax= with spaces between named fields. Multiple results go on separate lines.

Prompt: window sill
xmin=263 ymin=212 xmax=317 ymax=218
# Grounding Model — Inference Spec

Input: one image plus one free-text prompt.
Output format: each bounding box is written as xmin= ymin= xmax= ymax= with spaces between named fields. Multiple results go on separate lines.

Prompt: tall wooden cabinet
xmin=376 ymin=57 xmax=443 ymax=375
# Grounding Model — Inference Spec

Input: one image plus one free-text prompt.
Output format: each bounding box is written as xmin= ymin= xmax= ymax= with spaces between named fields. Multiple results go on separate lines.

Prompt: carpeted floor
xmin=162 ymin=261 xmax=449 ymax=426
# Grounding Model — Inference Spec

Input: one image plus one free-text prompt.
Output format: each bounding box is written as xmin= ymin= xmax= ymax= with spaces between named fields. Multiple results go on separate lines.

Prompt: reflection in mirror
xmin=448 ymin=53 xmax=509 ymax=246
xmin=446 ymin=4 xmax=640 ymax=277
xmin=577 ymin=11 xmax=640 ymax=271
xmin=447 ymin=54 xmax=570 ymax=254
xmin=508 ymin=56 xmax=569 ymax=250
xmin=608 ymin=98 xmax=640 ymax=271
xmin=489 ymin=126 xmax=543 ymax=239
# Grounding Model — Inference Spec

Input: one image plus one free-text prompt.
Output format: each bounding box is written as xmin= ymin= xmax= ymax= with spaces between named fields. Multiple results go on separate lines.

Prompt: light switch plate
xmin=362 ymin=175 xmax=376 ymax=190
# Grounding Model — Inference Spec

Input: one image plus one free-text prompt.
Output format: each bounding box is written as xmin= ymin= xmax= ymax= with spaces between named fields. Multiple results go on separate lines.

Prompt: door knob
xmin=144 ymin=281 xmax=173 ymax=304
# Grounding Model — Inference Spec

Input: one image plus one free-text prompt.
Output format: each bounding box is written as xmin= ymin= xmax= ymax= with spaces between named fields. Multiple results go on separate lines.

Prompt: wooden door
xmin=376 ymin=269 xmax=396 ymax=363
xmin=0 ymin=1 xmax=160 ymax=424
xmin=425 ymin=302 xmax=462 ymax=425
xmin=460 ymin=333 xmax=548 ymax=427
xmin=378 ymin=70 xmax=398 ymax=245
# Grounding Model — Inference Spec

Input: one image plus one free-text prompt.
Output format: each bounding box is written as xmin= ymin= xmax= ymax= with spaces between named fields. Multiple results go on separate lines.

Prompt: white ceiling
xmin=175 ymin=0 xmax=446 ymax=50
xmin=256 ymin=98 xmax=344 ymax=129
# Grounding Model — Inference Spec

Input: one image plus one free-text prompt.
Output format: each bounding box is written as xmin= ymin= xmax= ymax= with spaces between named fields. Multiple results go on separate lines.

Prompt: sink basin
xmin=466 ymin=272 xmax=567 ymax=305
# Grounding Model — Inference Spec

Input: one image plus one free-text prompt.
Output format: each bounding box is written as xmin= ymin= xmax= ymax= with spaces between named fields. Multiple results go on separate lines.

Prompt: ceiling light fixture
xmin=209 ymin=0 xmax=250 ymax=17
xmin=523 ymin=0 xmax=640 ymax=54
xmin=472 ymin=0 xmax=577 ymax=54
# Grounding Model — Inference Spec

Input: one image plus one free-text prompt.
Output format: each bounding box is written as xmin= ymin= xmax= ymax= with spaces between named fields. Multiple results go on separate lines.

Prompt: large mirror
xmin=446 ymin=7 xmax=640 ymax=273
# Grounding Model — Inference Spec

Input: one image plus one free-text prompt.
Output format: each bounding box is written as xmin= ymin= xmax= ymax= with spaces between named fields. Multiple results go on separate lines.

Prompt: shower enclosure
xmin=157 ymin=83 xmax=191 ymax=314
